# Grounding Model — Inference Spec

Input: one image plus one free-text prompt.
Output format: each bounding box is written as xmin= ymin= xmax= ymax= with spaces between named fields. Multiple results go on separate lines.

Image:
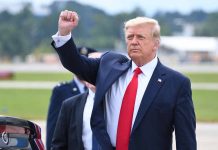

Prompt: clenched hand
xmin=58 ymin=10 xmax=79 ymax=36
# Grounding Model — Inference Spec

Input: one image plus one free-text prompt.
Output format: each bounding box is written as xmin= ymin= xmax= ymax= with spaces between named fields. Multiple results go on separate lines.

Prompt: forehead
xmin=125 ymin=24 xmax=153 ymax=36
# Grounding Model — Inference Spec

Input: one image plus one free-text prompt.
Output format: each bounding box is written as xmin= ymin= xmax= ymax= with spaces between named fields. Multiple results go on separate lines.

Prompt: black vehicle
xmin=0 ymin=116 xmax=45 ymax=150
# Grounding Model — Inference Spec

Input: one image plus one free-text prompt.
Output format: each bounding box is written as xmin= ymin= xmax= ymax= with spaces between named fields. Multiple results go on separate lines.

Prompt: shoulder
xmin=62 ymin=92 xmax=88 ymax=107
xmin=101 ymin=51 xmax=129 ymax=64
xmin=52 ymin=81 xmax=72 ymax=91
xmin=159 ymin=62 xmax=190 ymax=83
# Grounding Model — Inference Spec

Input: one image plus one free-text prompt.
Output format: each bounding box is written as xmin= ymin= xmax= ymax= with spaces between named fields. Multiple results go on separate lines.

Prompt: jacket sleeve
xmin=46 ymin=86 xmax=63 ymax=150
xmin=51 ymin=38 xmax=100 ymax=85
xmin=174 ymin=78 xmax=197 ymax=150
xmin=51 ymin=100 xmax=70 ymax=150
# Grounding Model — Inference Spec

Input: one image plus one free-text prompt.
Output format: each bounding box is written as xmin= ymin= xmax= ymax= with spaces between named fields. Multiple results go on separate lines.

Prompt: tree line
xmin=0 ymin=1 xmax=217 ymax=61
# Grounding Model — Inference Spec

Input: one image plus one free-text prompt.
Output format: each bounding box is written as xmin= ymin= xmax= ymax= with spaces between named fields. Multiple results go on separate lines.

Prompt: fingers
xmin=60 ymin=10 xmax=79 ymax=22
xmin=58 ymin=10 xmax=79 ymax=36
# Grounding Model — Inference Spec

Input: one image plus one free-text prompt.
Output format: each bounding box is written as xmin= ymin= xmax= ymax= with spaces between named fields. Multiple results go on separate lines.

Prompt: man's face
xmin=125 ymin=24 xmax=159 ymax=66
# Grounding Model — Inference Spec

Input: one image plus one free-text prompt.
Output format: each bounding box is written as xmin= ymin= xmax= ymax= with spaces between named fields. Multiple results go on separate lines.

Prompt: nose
xmin=131 ymin=36 xmax=138 ymax=44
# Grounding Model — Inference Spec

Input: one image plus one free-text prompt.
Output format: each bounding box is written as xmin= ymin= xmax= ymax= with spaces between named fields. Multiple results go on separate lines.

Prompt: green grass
xmin=6 ymin=72 xmax=218 ymax=83
xmin=13 ymin=72 xmax=73 ymax=81
xmin=184 ymin=72 xmax=218 ymax=83
xmin=1 ymin=88 xmax=218 ymax=122
xmin=193 ymin=90 xmax=218 ymax=122
xmin=0 ymin=89 xmax=51 ymax=120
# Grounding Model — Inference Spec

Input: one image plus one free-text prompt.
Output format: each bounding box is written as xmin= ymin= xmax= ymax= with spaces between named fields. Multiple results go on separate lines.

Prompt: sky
xmin=1 ymin=0 xmax=218 ymax=16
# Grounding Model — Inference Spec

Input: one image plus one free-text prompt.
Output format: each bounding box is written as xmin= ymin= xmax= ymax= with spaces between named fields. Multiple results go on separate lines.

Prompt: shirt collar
xmin=74 ymin=76 xmax=86 ymax=93
xmin=131 ymin=55 xmax=158 ymax=77
xmin=88 ymin=88 xmax=95 ymax=99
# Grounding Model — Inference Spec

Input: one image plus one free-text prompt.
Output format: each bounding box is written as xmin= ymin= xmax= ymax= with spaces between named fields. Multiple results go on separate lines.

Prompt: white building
xmin=159 ymin=36 xmax=218 ymax=64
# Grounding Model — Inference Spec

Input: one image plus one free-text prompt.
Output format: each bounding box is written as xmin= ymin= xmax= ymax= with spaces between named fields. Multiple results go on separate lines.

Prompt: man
xmin=46 ymin=47 xmax=96 ymax=150
xmin=52 ymin=10 xmax=196 ymax=150
xmin=51 ymin=52 xmax=102 ymax=150
xmin=51 ymin=81 xmax=97 ymax=150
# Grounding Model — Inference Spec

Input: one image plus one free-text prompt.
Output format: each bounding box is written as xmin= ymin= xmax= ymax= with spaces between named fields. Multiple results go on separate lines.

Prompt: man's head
xmin=84 ymin=52 xmax=103 ymax=93
xmin=124 ymin=17 xmax=160 ymax=67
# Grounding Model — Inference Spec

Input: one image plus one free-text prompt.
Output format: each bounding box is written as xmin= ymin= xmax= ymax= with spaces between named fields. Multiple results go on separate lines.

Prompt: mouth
xmin=130 ymin=49 xmax=139 ymax=52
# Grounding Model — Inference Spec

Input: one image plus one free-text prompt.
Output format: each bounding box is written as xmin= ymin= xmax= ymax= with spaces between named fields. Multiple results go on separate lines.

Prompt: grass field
xmin=1 ymin=72 xmax=218 ymax=121
xmin=184 ymin=72 xmax=218 ymax=83
xmin=0 ymin=89 xmax=51 ymax=120
xmin=193 ymin=90 xmax=218 ymax=122
xmin=7 ymin=72 xmax=218 ymax=83
xmin=1 ymin=89 xmax=218 ymax=122
xmin=13 ymin=72 xmax=73 ymax=81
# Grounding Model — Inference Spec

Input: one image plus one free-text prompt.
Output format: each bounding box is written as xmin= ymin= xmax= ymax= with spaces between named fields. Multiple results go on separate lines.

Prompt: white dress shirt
xmin=52 ymin=32 xmax=71 ymax=47
xmin=82 ymin=89 xmax=95 ymax=150
xmin=105 ymin=57 xmax=157 ymax=146
xmin=52 ymin=33 xmax=158 ymax=147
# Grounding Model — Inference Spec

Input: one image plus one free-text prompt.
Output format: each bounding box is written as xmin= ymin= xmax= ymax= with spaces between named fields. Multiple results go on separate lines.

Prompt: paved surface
xmin=196 ymin=123 xmax=218 ymax=150
xmin=33 ymin=120 xmax=218 ymax=150
xmin=0 ymin=81 xmax=56 ymax=89
xmin=1 ymin=81 xmax=218 ymax=90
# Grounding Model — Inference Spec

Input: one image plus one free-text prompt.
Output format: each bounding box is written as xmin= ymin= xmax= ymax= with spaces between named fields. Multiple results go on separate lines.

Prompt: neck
xmin=134 ymin=55 xmax=157 ymax=67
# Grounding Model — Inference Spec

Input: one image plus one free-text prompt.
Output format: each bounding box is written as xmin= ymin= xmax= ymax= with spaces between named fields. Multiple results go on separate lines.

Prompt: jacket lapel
xmin=132 ymin=61 xmax=167 ymax=132
xmin=95 ymin=60 xmax=131 ymax=104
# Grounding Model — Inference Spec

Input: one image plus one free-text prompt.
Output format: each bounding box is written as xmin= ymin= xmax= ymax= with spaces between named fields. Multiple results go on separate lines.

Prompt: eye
xmin=127 ymin=35 xmax=134 ymax=40
xmin=137 ymin=35 xmax=145 ymax=40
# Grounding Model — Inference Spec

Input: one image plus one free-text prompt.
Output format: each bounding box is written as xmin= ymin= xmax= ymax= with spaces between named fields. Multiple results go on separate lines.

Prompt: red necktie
xmin=116 ymin=67 xmax=142 ymax=150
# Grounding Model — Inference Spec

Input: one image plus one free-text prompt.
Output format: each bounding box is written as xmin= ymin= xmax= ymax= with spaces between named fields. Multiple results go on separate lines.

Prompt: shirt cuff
xmin=52 ymin=32 xmax=72 ymax=48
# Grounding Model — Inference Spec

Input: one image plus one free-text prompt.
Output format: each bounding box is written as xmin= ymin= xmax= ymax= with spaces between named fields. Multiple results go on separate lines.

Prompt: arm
xmin=52 ymin=10 xmax=100 ymax=85
xmin=46 ymin=87 xmax=63 ymax=150
xmin=174 ymin=78 xmax=197 ymax=150
xmin=51 ymin=101 xmax=70 ymax=150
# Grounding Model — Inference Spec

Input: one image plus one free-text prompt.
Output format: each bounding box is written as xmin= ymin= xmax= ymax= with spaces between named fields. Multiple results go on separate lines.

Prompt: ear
xmin=154 ymin=39 xmax=160 ymax=49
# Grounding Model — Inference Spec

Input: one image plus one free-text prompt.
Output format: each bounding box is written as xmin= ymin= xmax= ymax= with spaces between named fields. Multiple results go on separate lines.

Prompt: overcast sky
xmin=1 ymin=0 xmax=218 ymax=16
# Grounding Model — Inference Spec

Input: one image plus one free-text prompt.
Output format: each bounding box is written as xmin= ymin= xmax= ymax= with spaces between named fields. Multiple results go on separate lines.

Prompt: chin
xmin=129 ymin=53 xmax=139 ymax=60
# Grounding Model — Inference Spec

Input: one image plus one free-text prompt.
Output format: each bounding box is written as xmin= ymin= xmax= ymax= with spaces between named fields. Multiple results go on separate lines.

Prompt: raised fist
xmin=58 ymin=10 xmax=79 ymax=36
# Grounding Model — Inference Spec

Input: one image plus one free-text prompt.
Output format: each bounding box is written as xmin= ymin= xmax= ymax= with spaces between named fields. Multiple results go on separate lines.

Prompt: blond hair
xmin=124 ymin=17 xmax=160 ymax=40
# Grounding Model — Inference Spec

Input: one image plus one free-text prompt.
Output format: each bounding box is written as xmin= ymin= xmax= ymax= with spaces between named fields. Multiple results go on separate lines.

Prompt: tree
xmin=195 ymin=12 xmax=218 ymax=36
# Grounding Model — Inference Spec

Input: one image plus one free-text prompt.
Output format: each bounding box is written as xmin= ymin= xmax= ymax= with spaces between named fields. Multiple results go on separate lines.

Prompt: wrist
xmin=58 ymin=28 xmax=71 ymax=36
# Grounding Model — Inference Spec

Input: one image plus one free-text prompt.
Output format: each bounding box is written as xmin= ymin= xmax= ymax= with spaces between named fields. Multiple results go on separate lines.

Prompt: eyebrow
xmin=126 ymin=34 xmax=148 ymax=39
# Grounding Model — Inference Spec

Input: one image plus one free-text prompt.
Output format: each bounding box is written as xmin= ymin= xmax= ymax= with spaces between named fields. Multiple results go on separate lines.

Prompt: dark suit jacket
xmin=51 ymin=91 xmax=89 ymax=150
xmin=52 ymin=38 xmax=197 ymax=150
xmin=46 ymin=80 xmax=81 ymax=150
